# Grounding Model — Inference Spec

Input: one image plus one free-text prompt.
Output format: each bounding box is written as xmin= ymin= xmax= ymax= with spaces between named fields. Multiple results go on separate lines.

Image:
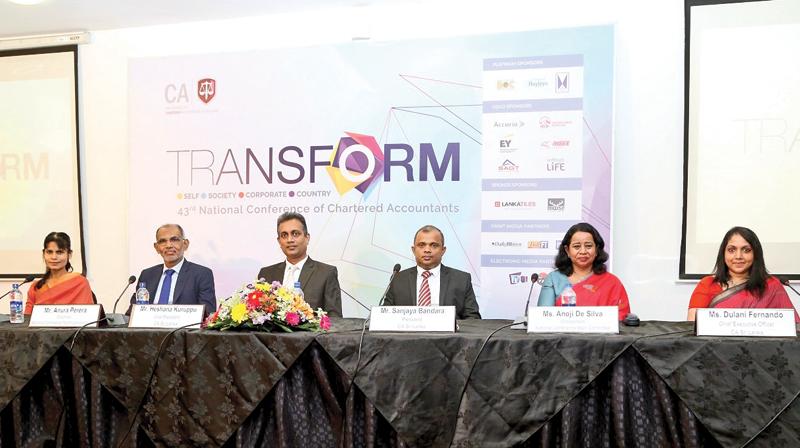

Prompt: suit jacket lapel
xmin=146 ymin=266 xmax=161 ymax=303
xmin=406 ymin=268 xmax=417 ymax=306
xmin=268 ymin=262 xmax=286 ymax=283
xmin=298 ymin=258 xmax=315 ymax=289
xmin=438 ymin=265 xmax=450 ymax=306
xmin=172 ymin=260 xmax=190 ymax=304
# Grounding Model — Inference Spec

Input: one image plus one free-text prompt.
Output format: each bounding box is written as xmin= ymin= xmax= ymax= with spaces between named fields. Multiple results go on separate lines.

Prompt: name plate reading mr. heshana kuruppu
xmin=128 ymin=304 xmax=205 ymax=329
xmin=527 ymin=306 xmax=619 ymax=333
xmin=696 ymin=308 xmax=796 ymax=337
xmin=369 ymin=306 xmax=456 ymax=332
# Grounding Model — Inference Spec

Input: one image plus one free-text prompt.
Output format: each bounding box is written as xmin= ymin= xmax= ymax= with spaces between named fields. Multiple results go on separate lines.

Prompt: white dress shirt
xmin=154 ymin=258 xmax=185 ymax=305
xmin=282 ymin=256 xmax=308 ymax=288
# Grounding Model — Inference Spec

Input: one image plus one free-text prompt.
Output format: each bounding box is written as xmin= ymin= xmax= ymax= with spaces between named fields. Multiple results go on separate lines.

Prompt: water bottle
xmin=560 ymin=286 xmax=577 ymax=307
xmin=293 ymin=281 xmax=304 ymax=300
xmin=135 ymin=282 xmax=150 ymax=305
xmin=9 ymin=283 xmax=24 ymax=324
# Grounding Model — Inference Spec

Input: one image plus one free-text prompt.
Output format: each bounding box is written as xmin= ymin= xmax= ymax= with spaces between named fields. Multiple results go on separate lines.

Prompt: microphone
xmin=107 ymin=275 xmax=137 ymax=326
xmin=778 ymin=276 xmax=800 ymax=297
xmin=340 ymin=288 xmax=371 ymax=313
xmin=378 ymin=264 xmax=401 ymax=307
xmin=523 ymin=273 xmax=540 ymax=321
xmin=0 ymin=274 xmax=37 ymax=301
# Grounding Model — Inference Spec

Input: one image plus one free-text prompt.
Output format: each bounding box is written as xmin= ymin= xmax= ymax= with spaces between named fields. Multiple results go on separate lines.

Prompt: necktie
xmin=157 ymin=269 xmax=175 ymax=305
xmin=287 ymin=265 xmax=298 ymax=287
xmin=418 ymin=270 xmax=432 ymax=306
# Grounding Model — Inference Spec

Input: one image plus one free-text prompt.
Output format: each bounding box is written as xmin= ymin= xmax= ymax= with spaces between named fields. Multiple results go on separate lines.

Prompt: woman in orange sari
xmin=25 ymin=232 xmax=93 ymax=314
xmin=688 ymin=226 xmax=799 ymax=322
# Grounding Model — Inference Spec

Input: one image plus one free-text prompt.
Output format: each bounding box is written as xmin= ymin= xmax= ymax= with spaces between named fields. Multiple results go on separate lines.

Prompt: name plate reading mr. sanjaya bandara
xmin=369 ymin=306 xmax=456 ymax=332
xmin=128 ymin=304 xmax=205 ymax=329
xmin=696 ymin=308 xmax=797 ymax=337
xmin=527 ymin=306 xmax=619 ymax=334
xmin=29 ymin=304 xmax=103 ymax=327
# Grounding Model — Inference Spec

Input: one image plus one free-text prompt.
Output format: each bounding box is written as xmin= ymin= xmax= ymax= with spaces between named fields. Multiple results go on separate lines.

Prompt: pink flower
xmin=320 ymin=315 xmax=331 ymax=330
xmin=285 ymin=312 xmax=300 ymax=326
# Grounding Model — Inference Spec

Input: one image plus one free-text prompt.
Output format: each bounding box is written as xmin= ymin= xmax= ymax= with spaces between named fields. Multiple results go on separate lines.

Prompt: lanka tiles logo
xmin=555 ymin=72 xmax=569 ymax=93
xmin=197 ymin=78 xmax=216 ymax=104
xmin=326 ymin=132 xmax=385 ymax=198
xmin=494 ymin=200 xmax=536 ymax=209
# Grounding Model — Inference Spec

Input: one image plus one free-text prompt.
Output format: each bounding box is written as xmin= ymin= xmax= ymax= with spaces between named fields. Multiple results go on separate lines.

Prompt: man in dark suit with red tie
xmin=131 ymin=224 xmax=216 ymax=314
xmin=256 ymin=212 xmax=342 ymax=317
xmin=383 ymin=225 xmax=481 ymax=319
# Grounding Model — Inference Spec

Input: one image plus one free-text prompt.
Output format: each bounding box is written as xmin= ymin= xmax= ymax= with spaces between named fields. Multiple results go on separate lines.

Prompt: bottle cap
xmin=294 ymin=281 xmax=301 ymax=288
xmin=12 ymin=284 xmax=19 ymax=289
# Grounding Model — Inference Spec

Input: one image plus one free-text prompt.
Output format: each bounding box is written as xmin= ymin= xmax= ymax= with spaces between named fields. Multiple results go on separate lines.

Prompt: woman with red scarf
xmin=537 ymin=222 xmax=631 ymax=321
xmin=688 ymin=226 xmax=799 ymax=322
xmin=25 ymin=232 xmax=93 ymax=314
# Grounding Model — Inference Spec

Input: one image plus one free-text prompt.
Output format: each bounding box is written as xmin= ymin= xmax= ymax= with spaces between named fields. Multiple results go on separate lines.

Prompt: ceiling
xmin=0 ymin=0 xmax=382 ymax=38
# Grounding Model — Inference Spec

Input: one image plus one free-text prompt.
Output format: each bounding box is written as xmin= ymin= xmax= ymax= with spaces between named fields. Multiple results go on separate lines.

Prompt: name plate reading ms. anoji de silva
xmin=696 ymin=308 xmax=797 ymax=337
xmin=128 ymin=304 xmax=205 ymax=329
xmin=29 ymin=305 xmax=103 ymax=327
xmin=369 ymin=306 xmax=456 ymax=332
xmin=527 ymin=306 xmax=619 ymax=334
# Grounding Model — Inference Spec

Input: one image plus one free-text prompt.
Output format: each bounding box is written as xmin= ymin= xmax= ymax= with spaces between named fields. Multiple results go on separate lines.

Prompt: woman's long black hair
xmin=712 ymin=226 xmax=768 ymax=297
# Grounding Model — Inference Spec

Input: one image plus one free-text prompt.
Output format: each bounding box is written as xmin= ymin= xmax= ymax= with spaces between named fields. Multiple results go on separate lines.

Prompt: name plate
xmin=527 ymin=306 xmax=619 ymax=333
xmin=696 ymin=308 xmax=797 ymax=337
xmin=29 ymin=305 xmax=103 ymax=327
xmin=128 ymin=304 xmax=204 ymax=329
xmin=369 ymin=306 xmax=456 ymax=332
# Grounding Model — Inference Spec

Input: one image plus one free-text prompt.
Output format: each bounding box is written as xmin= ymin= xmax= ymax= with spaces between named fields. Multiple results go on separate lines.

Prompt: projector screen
xmin=682 ymin=0 xmax=800 ymax=279
xmin=0 ymin=46 xmax=85 ymax=278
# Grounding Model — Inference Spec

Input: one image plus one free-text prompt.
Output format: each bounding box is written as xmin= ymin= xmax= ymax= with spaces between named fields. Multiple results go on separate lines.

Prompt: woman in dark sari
xmin=687 ymin=226 xmax=798 ymax=322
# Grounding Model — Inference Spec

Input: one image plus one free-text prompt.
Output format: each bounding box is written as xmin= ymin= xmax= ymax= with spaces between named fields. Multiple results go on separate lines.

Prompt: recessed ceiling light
xmin=8 ymin=0 xmax=48 ymax=5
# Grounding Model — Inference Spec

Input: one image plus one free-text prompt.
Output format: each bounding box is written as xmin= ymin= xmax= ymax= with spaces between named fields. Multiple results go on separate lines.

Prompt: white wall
xmin=6 ymin=0 xmax=792 ymax=320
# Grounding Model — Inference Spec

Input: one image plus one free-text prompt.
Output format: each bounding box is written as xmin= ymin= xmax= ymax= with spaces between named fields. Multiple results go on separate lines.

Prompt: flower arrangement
xmin=204 ymin=280 xmax=330 ymax=332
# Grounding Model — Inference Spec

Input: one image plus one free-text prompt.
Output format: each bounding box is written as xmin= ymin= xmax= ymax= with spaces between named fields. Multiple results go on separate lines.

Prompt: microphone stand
xmin=107 ymin=276 xmax=137 ymax=326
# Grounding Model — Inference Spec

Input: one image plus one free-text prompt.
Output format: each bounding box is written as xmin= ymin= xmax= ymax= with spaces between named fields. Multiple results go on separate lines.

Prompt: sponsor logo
xmin=494 ymin=200 xmax=536 ymax=209
xmin=197 ymin=78 xmax=216 ymax=104
xmin=538 ymin=116 xmax=573 ymax=128
xmin=508 ymin=272 xmax=530 ymax=285
xmin=556 ymin=72 xmax=569 ymax=93
xmin=491 ymin=241 xmax=523 ymax=248
xmin=540 ymin=140 xmax=570 ymax=149
xmin=492 ymin=120 xmax=525 ymax=128
xmin=498 ymin=159 xmax=519 ymax=172
xmin=528 ymin=78 xmax=548 ymax=88
xmin=528 ymin=240 xmax=549 ymax=249
xmin=547 ymin=198 xmax=565 ymax=211
xmin=496 ymin=79 xmax=515 ymax=90
xmin=546 ymin=158 xmax=566 ymax=171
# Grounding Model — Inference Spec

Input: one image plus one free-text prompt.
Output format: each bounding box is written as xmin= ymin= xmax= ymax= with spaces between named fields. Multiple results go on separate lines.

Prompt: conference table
xmin=0 ymin=318 xmax=797 ymax=447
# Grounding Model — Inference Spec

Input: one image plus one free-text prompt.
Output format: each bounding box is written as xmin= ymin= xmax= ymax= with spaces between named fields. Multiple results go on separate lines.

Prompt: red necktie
xmin=418 ymin=270 xmax=432 ymax=306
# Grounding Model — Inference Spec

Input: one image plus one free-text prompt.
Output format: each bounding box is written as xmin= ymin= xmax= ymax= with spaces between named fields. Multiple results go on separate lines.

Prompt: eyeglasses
xmin=278 ymin=230 xmax=305 ymax=240
xmin=156 ymin=236 xmax=184 ymax=246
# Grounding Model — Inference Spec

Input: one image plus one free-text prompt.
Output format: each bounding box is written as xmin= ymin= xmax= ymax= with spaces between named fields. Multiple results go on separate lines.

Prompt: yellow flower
xmin=231 ymin=303 xmax=248 ymax=323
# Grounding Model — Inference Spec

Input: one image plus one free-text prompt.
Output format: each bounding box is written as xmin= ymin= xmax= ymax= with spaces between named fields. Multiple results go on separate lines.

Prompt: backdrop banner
xmin=128 ymin=26 xmax=614 ymax=318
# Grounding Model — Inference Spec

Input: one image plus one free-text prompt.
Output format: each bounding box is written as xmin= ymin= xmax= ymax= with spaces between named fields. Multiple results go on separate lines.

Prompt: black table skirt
xmin=0 ymin=320 xmax=797 ymax=447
